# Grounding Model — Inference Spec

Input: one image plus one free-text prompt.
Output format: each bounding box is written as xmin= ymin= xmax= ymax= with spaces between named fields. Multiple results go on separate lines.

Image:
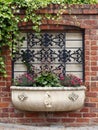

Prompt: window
xmin=13 ymin=31 xmax=84 ymax=80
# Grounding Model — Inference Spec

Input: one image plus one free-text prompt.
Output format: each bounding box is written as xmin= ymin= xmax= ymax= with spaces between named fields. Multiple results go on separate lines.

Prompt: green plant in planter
xmin=35 ymin=71 xmax=61 ymax=87
xmin=14 ymin=70 xmax=83 ymax=87
xmin=14 ymin=71 xmax=61 ymax=87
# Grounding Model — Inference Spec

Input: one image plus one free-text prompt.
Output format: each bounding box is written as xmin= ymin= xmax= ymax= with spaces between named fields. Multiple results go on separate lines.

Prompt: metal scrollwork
xmin=13 ymin=32 xmax=83 ymax=77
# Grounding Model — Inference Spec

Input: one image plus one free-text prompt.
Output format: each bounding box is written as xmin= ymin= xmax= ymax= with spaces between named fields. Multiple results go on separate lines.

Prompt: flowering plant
xmin=14 ymin=72 xmax=83 ymax=87
xmin=59 ymin=74 xmax=82 ymax=87
xmin=14 ymin=73 xmax=35 ymax=86
xmin=14 ymin=71 xmax=61 ymax=87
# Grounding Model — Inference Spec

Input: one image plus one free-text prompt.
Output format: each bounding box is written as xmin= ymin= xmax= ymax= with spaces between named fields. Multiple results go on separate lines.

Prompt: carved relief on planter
xmin=11 ymin=86 xmax=86 ymax=112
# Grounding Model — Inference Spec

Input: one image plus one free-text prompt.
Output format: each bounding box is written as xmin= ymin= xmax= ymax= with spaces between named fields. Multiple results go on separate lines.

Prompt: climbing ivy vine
xmin=0 ymin=0 xmax=97 ymax=77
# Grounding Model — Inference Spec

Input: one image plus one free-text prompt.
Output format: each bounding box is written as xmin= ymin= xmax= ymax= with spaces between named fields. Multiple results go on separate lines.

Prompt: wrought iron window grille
xmin=12 ymin=32 xmax=84 ymax=80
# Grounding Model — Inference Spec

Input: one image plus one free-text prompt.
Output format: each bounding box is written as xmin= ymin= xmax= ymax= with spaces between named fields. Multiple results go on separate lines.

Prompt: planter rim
xmin=11 ymin=85 xmax=86 ymax=91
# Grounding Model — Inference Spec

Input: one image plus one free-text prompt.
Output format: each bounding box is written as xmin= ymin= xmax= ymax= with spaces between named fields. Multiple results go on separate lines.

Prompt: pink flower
xmin=59 ymin=74 xmax=64 ymax=80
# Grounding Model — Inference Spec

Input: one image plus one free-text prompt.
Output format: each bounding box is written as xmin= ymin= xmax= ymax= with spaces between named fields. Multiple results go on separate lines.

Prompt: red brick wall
xmin=0 ymin=4 xmax=98 ymax=126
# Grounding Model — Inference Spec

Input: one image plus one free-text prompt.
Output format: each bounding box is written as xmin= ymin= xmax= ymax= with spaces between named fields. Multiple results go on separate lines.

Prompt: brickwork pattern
xmin=1 ymin=4 xmax=98 ymax=127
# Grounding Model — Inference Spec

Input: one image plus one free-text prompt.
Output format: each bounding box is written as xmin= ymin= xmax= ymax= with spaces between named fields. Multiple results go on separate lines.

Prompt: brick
xmin=2 ymin=87 xmax=10 ymax=92
xmin=0 ymin=92 xmax=8 ymax=97
xmin=2 ymin=98 xmax=11 ymax=102
xmin=25 ymin=113 xmax=40 ymax=118
xmin=91 ymin=31 xmax=97 ymax=35
xmin=76 ymin=118 xmax=89 ymax=123
xmin=91 ymin=76 xmax=98 ymax=81
xmin=91 ymin=40 xmax=96 ymax=44
xmin=85 ymin=51 xmax=90 ymax=55
xmin=91 ymin=87 xmax=98 ymax=91
xmin=90 ymin=108 xmax=98 ymax=112
xmin=16 ymin=118 xmax=31 ymax=124
xmin=91 ymin=46 xmax=98 ymax=50
xmin=2 ymin=108 xmax=14 ymax=113
xmin=91 ymin=118 xmax=98 ymax=123
xmin=91 ymin=62 xmax=97 ymax=66
xmin=0 ymin=113 xmax=9 ymax=117
xmin=85 ymin=56 xmax=90 ymax=61
xmin=46 ymin=118 xmax=60 ymax=123
xmin=83 ymin=113 xmax=96 ymax=117
xmin=85 ymin=66 xmax=90 ymax=71
xmin=85 ymin=103 xmax=96 ymax=107
xmin=53 ymin=112 xmax=68 ymax=117
xmin=68 ymin=113 xmax=82 ymax=117
xmin=0 ymin=103 xmax=9 ymax=107
xmin=83 ymin=9 xmax=98 ymax=14
xmin=62 ymin=118 xmax=75 ymax=123
xmin=91 ymin=71 xmax=96 ymax=75
xmin=91 ymin=56 xmax=98 ymax=61
xmin=91 ymin=51 xmax=97 ymax=55
xmin=86 ymin=92 xmax=97 ymax=97
xmin=85 ymin=40 xmax=90 ymax=45
xmin=85 ymin=76 xmax=90 ymax=81
xmin=40 ymin=25 xmax=49 ymax=30
xmin=0 ymin=82 xmax=6 ymax=86
xmin=91 ymin=67 xmax=98 ymax=71
xmin=90 ymin=98 xmax=98 ymax=102
xmin=32 ymin=118 xmax=45 ymax=123
xmin=6 ymin=82 xmax=11 ymax=87
xmin=84 ymin=20 xmax=97 ymax=26
xmin=6 ymin=66 xmax=12 ymax=71
xmin=85 ymin=72 xmax=90 ymax=76
xmin=49 ymin=25 xmax=64 ymax=30
xmin=80 ymin=107 xmax=89 ymax=112
xmin=10 ymin=113 xmax=24 ymax=117
xmin=91 ymin=82 xmax=97 ymax=86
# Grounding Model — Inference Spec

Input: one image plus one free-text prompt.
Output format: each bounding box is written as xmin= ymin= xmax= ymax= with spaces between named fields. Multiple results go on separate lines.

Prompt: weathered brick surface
xmin=1 ymin=4 xmax=98 ymax=127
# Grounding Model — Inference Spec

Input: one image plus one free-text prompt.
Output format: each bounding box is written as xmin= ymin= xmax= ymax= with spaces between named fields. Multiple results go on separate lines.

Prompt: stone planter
xmin=11 ymin=86 xmax=86 ymax=112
